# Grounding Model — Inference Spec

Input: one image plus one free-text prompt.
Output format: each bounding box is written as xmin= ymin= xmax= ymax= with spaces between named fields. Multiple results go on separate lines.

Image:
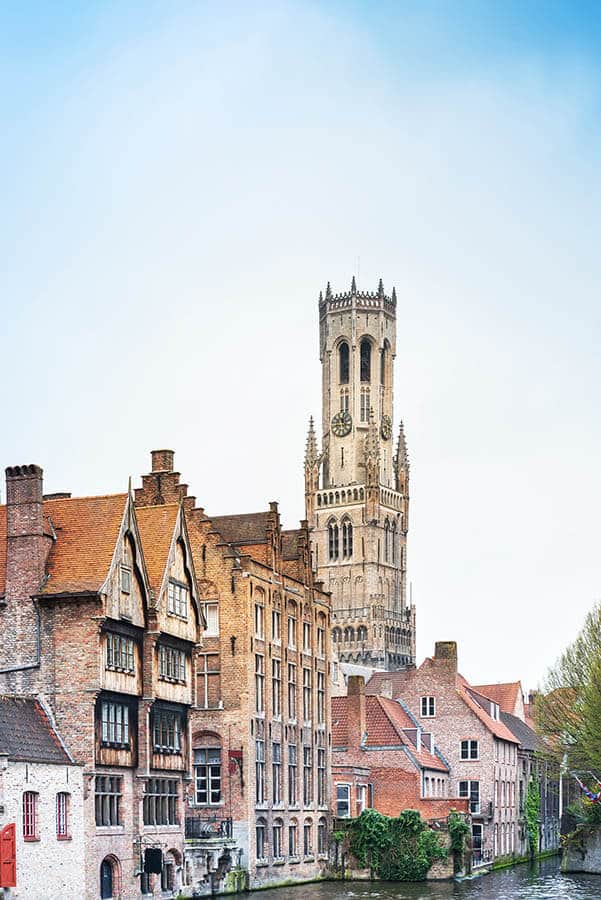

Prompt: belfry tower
xmin=305 ymin=278 xmax=415 ymax=671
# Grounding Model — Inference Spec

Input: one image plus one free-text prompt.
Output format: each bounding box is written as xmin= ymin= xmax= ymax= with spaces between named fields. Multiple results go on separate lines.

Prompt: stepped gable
xmin=0 ymin=695 xmax=72 ymax=764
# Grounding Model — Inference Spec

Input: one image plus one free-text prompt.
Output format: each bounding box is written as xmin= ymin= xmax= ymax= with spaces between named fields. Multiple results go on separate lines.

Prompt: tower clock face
xmin=381 ymin=415 xmax=392 ymax=440
xmin=331 ymin=410 xmax=352 ymax=437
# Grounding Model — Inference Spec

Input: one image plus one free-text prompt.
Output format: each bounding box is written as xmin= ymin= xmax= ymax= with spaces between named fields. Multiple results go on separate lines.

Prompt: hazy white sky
xmin=2 ymin=1 xmax=600 ymax=691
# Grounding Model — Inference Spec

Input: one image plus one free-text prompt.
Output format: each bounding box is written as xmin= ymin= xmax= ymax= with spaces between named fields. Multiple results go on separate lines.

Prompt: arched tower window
xmin=360 ymin=387 xmax=370 ymax=422
xmin=391 ymin=521 xmax=397 ymax=563
xmin=341 ymin=519 xmax=353 ymax=560
xmin=360 ymin=339 xmax=372 ymax=383
xmin=339 ymin=341 xmax=350 ymax=384
xmin=384 ymin=519 xmax=390 ymax=563
xmin=328 ymin=521 xmax=339 ymax=561
xmin=381 ymin=339 xmax=390 ymax=387
xmin=340 ymin=388 xmax=349 ymax=412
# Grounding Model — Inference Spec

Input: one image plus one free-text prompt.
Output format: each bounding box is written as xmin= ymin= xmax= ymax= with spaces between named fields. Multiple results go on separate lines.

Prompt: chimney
xmin=434 ymin=641 xmax=458 ymax=672
xmin=151 ymin=449 xmax=174 ymax=473
xmin=6 ymin=465 xmax=44 ymax=539
xmin=347 ymin=676 xmax=367 ymax=749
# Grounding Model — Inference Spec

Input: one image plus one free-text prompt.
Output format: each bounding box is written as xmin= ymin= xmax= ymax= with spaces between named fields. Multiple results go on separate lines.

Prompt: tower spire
xmin=351 ymin=275 xmax=357 ymax=294
xmin=304 ymin=416 xmax=319 ymax=468
xmin=378 ymin=278 xmax=384 ymax=297
xmin=325 ymin=281 xmax=332 ymax=300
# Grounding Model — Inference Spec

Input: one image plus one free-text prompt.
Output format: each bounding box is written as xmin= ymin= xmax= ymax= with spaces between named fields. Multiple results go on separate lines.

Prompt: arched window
xmin=360 ymin=387 xmax=371 ymax=422
xmin=303 ymin=818 xmax=313 ymax=857
xmin=100 ymin=856 xmax=121 ymax=900
xmin=391 ymin=521 xmax=397 ymax=563
xmin=341 ymin=519 xmax=353 ymax=559
xmin=339 ymin=341 xmax=350 ymax=384
xmin=328 ymin=521 xmax=339 ymax=561
xmin=256 ymin=817 xmax=267 ymax=861
xmin=381 ymin=339 xmax=390 ymax=386
xmin=360 ymin=339 xmax=371 ymax=382
xmin=332 ymin=627 xmax=342 ymax=643
xmin=357 ymin=625 xmax=368 ymax=642
xmin=384 ymin=520 xmax=390 ymax=562
xmin=289 ymin=818 xmax=299 ymax=857
xmin=340 ymin=388 xmax=349 ymax=412
xmin=273 ymin=818 xmax=284 ymax=859
xmin=344 ymin=626 xmax=355 ymax=643
xmin=318 ymin=817 xmax=328 ymax=855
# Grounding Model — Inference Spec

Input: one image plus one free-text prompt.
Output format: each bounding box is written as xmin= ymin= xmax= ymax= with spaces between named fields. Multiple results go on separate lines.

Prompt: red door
xmin=0 ymin=823 xmax=16 ymax=887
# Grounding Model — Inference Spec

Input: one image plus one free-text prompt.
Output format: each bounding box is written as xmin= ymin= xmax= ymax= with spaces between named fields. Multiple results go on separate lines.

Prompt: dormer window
xmin=167 ymin=580 xmax=188 ymax=619
xmin=120 ymin=565 xmax=131 ymax=594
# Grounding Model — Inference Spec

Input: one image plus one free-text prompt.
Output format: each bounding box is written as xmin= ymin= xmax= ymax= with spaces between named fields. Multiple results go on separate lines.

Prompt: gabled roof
xmin=210 ymin=512 xmax=271 ymax=546
xmin=331 ymin=695 xmax=448 ymax=771
xmin=472 ymin=681 xmax=522 ymax=715
xmin=457 ymin=675 xmax=519 ymax=743
xmin=500 ymin=712 xmax=539 ymax=752
xmin=364 ymin=669 xmax=412 ymax=696
xmin=135 ymin=504 xmax=180 ymax=592
xmin=41 ymin=494 xmax=127 ymax=595
xmin=0 ymin=696 xmax=72 ymax=764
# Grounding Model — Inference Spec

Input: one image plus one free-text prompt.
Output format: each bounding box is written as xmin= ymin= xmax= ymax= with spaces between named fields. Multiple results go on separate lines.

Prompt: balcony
xmin=185 ymin=816 xmax=233 ymax=842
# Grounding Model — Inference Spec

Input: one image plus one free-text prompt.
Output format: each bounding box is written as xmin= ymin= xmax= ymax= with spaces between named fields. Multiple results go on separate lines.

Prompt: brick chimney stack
xmin=135 ymin=450 xmax=195 ymax=509
xmin=151 ymin=449 xmax=174 ymax=473
xmin=347 ymin=675 xmax=367 ymax=748
xmin=434 ymin=641 xmax=458 ymax=672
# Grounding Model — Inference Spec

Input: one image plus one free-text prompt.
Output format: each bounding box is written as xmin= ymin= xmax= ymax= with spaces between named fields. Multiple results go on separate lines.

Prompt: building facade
xmin=305 ymin=278 xmax=415 ymax=671
xmin=0 ymin=696 xmax=85 ymax=900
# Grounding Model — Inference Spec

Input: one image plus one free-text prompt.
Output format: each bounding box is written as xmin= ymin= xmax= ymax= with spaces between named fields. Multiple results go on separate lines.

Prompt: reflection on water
xmin=265 ymin=858 xmax=601 ymax=900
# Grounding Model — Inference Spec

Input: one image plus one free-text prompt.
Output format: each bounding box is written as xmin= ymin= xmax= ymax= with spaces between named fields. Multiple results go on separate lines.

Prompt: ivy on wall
xmin=525 ymin=779 xmax=541 ymax=857
xmin=345 ymin=809 xmax=448 ymax=881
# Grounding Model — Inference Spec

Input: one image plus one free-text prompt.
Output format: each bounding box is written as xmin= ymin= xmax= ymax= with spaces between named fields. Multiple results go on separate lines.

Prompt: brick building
xmin=304 ymin=279 xmax=415 ymax=671
xmin=134 ymin=451 xmax=333 ymax=891
xmin=0 ymin=464 xmax=205 ymax=898
xmin=367 ymin=642 xmax=520 ymax=867
xmin=332 ymin=676 xmax=468 ymax=822
xmin=0 ymin=695 xmax=85 ymax=899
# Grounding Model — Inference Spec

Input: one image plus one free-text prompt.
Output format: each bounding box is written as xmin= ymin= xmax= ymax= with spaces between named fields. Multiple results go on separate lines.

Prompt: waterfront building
xmin=304 ymin=278 xmax=415 ymax=672
xmin=331 ymin=676 xmax=468 ymax=822
xmin=134 ymin=451 xmax=332 ymax=892
xmin=367 ymin=641 xmax=520 ymax=867
xmin=0 ymin=695 xmax=85 ymax=898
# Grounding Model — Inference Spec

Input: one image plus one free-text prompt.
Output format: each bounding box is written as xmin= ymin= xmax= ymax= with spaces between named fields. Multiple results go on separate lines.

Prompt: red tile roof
xmin=471 ymin=681 xmax=522 ymax=715
xmin=457 ymin=675 xmax=519 ymax=743
xmin=135 ymin=504 xmax=179 ymax=592
xmin=331 ymin=695 xmax=448 ymax=771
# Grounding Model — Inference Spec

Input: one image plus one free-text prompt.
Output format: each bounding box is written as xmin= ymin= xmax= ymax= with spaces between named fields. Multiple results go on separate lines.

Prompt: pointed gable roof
xmin=457 ymin=675 xmax=519 ymax=743
xmin=472 ymin=682 xmax=523 ymax=716
xmin=40 ymin=494 xmax=128 ymax=595
xmin=135 ymin=503 xmax=180 ymax=593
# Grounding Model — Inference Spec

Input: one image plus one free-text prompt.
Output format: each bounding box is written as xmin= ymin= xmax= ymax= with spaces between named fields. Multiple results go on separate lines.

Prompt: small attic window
xmin=120 ymin=566 xmax=132 ymax=594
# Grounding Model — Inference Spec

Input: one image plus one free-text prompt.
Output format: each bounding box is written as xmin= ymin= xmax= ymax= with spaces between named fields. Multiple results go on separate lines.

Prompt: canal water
xmin=266 ymin=858 xmax=601 ymax=900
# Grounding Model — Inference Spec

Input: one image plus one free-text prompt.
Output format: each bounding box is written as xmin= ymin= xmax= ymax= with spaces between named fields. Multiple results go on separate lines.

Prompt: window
xmin=289 ymin=820 xmax=298 ymax=857
xmin=317 ymin=672 xmax=325 ymax=724
xmin=288 ymin=744 xmax=297 ymax=805
xmin=340 ymin=388 xmax=349 ymax=412
xmin=106 ymin=633 xmax=134 ymax=673
xmin=161 ymin=856 xmax=175 ymax=893
xmin=120 ymin=565 xmax=131 ymax=593
xmin=317 ymin=748 xmax=326 ymax=806
xmin=303 ymin=747 xmax=313 ymax=806
xmin=194 ymin=747 xmax=221 ymax=805
xmin=288 ymin=664 xmax=296 ymax=719
xmin=201 ymin=601 xmax=219 ymax=636
xmin=95 ymin=776 xmax=122 ymax=826
xmin=316 ymin=625 xmax=325 ymax=657
xmin=256 ymin=739 xmax=265 ymax=804
xmin=158 ymin=645 xmax=186 ymax=683
xmin=360 ymin=338 xmax=371 ymax=382
xmin=23 ymin=791 xmax=39 ymax=840
xmin=328 ymin=522 xmax=339 ymax=561
xmin=288 ymin=615 xmax=297 ymax=648
xmin=167 ymin=580 xmax=188 ymax=618
xmin=255 ymin=603 xmax=265 ymax=639
xmin=143 ymin=779 xmax=179 ymax=825
xmin=56 ymin=792 xmax=70 ymax=839
xmin=197 ymin=653 xmax=220 ymax=709
xmin=318 ymin=817 xmax=327 ymax=856
xmin=272 ymin=609 xmax=281 ymax=642
xmin=256 ymin=818 xmax=267 ymax=861
xmin=342 ymin=520 xmax=353 ymax=559
xmin=272 ymin=659 xmax=281 ymax=717
xmin=356 ymin=784 xmax=367 ymax=815
xmin=336 ymin=784 xmax=350 ymax=818
xmin=100 ymin=858 xmax=115 ymax=900
xmin=255 ymin=655 xmax=265 ymax=713
xmin=461 ymin=739 xmax=479 ymax=760
xmin=272 ymin=742 xmax=282 ymax=804
xmin=360 ymin=387 xmax=371 ymax=422
xmin=421 ymin=696 xmax=435 ymax=717
xmin=303 ymin=820 xmax=313 ymax=857
xmin=153 ymin=710 xmax=182 ymax=754
xmin=101 ymin=700 xmax=130 ymax=747
xmin=303 ymin=668 xmax=312 ymax=721
xmin=273 ymin=818 xmax=283 ymax=859
xmin=303 ymin=622 xmax=311 ymax=653
xmin=339 ymin=341 xmax=350 ymax=384
xmin=459 ymin=780 xmax=480 ymax=814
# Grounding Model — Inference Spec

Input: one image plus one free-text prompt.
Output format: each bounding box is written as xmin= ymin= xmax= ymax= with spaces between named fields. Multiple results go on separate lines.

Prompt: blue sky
xmin=2 ymin=1 xmax=601 ymax=688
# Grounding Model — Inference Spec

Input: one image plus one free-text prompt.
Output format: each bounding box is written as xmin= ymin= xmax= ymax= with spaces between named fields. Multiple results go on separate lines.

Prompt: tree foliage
xmin=536 ymin=601 xmax=601 ymax=774
xmin=346 ymin=808 xmax=447 ymax=881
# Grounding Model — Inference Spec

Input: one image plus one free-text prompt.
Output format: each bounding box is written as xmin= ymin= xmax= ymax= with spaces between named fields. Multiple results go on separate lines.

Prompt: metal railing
xmin=185 ymin=816 xmax=233 ymax=840
xmin=472 ymin=848 xmax=493 ymax=868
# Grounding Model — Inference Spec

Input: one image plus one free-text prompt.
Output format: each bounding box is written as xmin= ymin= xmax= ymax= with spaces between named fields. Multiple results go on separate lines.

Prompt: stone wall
xmin=562 ymin=824 xmax=601 ymax=874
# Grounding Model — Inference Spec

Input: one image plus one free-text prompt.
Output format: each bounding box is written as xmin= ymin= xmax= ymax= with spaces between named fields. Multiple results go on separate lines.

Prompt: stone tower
xmin=305 ymin=278 xmax=415 ymax=671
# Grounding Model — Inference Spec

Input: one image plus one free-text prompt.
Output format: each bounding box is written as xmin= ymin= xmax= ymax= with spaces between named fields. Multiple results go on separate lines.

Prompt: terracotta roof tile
xmin=41 ymin=494 xmax=127 ymax=595
xmin=0 ymin=695 xmax=72 ymax=764
xmin=457 ymin=675 xmax=519 ymax=743
xmin=471 ymin=682 xmax=522 ymax=715
xmin=135 ymin=504 xmax=179 ymax=592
